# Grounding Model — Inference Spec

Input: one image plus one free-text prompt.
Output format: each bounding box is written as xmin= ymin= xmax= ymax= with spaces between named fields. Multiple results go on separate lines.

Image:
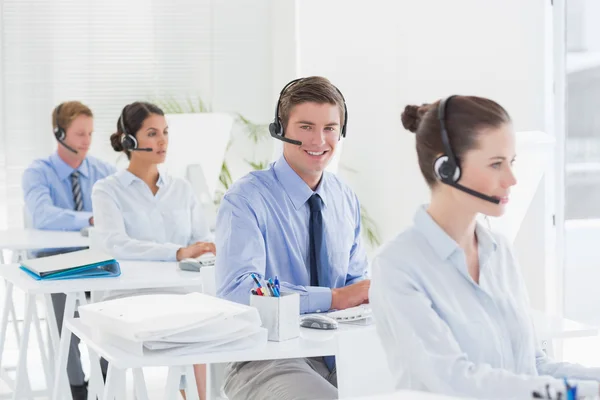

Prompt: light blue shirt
xmin=370 ymin=206 xmax=600 ymax=399
xmin=215 ymin=156 xmax=368 ymax=314
xmin=22 ymin=152 xmax=116 ymax=231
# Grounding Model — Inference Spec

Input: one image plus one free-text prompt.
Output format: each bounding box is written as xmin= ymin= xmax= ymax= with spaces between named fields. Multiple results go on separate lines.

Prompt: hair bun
xmin=110 ymin=132 xmax=124 ymax=152
xmin=401 ymin=104 xmax=427 ymax=133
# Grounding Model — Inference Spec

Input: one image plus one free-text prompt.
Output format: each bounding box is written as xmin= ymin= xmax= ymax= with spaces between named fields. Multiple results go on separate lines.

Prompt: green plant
xmin=360 ymin=205 xmax=381 ymax=247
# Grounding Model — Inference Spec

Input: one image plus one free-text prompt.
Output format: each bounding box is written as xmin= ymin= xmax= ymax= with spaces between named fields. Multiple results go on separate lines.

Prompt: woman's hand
xmin=176 ymin=242 xmax=216 ymax=261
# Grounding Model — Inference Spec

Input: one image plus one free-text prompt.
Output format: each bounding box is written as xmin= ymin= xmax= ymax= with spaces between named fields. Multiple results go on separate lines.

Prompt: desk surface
xmin=66 ymin=318 xmax=368 ymax=369
xmin=530 ymin=309 xmax=598 ymax=340
xmin=0 ymin=229 xmax=89 ymax=251
xmin=348 ymin=391 xmax=467 ymax=400
xmin=0 ymin=261 xmax=203 ymax=294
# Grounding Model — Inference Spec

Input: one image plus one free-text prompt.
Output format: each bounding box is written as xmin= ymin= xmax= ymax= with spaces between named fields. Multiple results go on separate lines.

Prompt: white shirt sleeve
xmin=91 ymin=180 xmax=182 ymax=261
xmin=369 ymin=252 xmax=599 ymax=399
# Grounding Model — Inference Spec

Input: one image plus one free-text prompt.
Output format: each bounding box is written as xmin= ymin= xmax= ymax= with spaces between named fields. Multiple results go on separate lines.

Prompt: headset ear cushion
xmin=121 ymin=134 xmax=137 ymax=150
xmin=54 ymin=127 xmax=65 ymax=141
xmin=434 ymin=155 xmax=461 ymax=182
xmin=269 ymin=119 xmax=284 ymax=137
xmin=268 ymin=122 xmax=280 ymax=137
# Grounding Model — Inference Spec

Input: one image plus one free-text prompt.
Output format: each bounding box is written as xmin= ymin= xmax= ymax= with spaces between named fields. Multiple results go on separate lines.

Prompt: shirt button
xmin=316 ymin=309 xmax=321 ymax=313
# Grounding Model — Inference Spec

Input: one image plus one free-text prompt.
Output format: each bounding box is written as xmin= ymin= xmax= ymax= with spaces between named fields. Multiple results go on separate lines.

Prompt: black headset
xmin=53 ymin=104 xmax=66 ymax=142
xmin=268 ymin=78 xmax=348 ymax=146
xmin=433 ymin=95 xmax=500 ymax=205
xmin=53 ymin=103 xmax=78 ymax=154
xmin=433 ymin=96 xmax=461 ymax=183
xmin=118 ymin=105 xmax=152 ymax=152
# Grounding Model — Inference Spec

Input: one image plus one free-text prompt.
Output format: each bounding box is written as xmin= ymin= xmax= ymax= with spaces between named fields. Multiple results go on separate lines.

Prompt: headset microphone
xmin=268 ymin=124 xmax=302 ymax=146
xmin=435 ymin=96 xmax=501 ymax=205
xmin=268 ymin=78 xmax=348 ymax=146
xmin=53 ymin=104 xmax=78 ymax=154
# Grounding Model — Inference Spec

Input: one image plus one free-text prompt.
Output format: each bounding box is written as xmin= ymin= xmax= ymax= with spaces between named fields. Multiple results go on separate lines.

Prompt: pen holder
xmin=250 ymin=292 xmax=300 ymax=342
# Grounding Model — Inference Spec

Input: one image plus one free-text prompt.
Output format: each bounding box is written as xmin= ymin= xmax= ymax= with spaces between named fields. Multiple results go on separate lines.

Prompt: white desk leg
xmin=44 ymin=294 xmax=61 ymax=362
xmin=102 ymin=364 xmax=117 ymax=400
xmin=31 ymin=301 xmax=53 ymax=391
xmin=4 ymin=281 xmax=21 ymax=345
xmin=87 ymin=348 xmax=105 ymax=400
xmin=11 ymin=293 xmax=35 ymax=400
xmin=184 ymin=366 xmax=200 ymax=400
xmin=0 ymin=282 xmax=14 ymax=373
xmin=165 ymin=367 xmax=183 ymax=400
xmin=133 ymin=369 xmax=149 ymax=400
xmin=51 ymin=294 xmax=77 ymax=400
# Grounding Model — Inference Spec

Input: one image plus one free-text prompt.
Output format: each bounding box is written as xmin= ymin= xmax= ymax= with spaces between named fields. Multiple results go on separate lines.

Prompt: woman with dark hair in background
xmin=91 ymin=102 xmax=213 ymax=399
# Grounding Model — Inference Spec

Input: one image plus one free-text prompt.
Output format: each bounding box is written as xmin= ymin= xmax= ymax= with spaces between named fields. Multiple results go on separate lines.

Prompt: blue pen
xmin=564 ymin=378 xmax=577 ymax=400
xmin=274 ymin=276 xmax=280 ymax=291
xmin=268 ymin=278 xmax=280 ymax=297
xmin=251 ymin=273 xmax=263 ymax=289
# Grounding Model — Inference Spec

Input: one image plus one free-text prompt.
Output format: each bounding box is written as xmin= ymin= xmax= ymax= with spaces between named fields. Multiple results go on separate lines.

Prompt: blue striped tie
xmin=70 ymin=171 xmax=83 ymax=211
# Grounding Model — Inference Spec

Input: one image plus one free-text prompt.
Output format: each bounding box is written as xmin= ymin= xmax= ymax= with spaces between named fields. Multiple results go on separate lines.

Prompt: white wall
xmin=292 ymin=0 xmax=554 ymax=310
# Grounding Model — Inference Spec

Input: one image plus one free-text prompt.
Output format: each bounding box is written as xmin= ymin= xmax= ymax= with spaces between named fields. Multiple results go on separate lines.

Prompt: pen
xmin=251 ymin=273 xmax=263 ymax=289
xmin=268 ymin=279 xmax=280 ymax=297
xmin=251 ymin=289 xmax=258 ymax=296
xmin=266 ymin=282 xmax=275 ymax=296
xmin=274 ymin=276 xmax=280 ymax=291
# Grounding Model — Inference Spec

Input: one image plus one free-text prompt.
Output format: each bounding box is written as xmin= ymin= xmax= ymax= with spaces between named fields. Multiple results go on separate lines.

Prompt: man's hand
xmin=331 ymin=280 xmax=370 ymax=310
xmin=176 ymin=242 xmax=216 ymax=261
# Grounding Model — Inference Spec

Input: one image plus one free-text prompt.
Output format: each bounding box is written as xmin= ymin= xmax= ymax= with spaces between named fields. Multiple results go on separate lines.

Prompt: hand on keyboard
xmin=331 ymin=279 xmax=370 ymax=311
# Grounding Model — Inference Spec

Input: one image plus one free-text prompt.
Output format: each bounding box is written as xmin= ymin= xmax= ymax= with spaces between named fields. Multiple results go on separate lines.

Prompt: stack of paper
xmin=78 ymin=292 xmax=267 ymax=356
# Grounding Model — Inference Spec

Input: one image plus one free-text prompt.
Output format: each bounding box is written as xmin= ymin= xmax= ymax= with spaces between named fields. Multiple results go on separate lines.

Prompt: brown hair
xmin=52 ymin=101 xmax=93 ymax=131
xmin=279 ymin=76 xmax=346 ymax=131
xmin=401 ymin=96 xmax=511 ymax=187
xmin=109 ymin=102 xmax=164 ymax=159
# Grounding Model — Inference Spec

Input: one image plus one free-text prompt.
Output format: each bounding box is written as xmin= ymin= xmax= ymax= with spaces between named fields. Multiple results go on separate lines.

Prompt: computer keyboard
xmin=327 ymin=304 xmax=372 ymax=322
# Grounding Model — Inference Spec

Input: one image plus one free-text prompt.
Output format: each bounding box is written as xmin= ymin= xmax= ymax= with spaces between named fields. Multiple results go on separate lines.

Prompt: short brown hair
xmin=401 ymin=96 xmax=511 ymax=187
xmin=279 ymin=76 xmax=346 ymax=131
xmin=52 ymin=101 xmax=93 ymax=131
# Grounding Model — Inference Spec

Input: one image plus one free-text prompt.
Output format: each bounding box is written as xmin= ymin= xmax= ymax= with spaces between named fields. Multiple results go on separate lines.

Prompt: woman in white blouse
xmin=370 ymin=95 xmax=600 ymax=399
xmin=92 ymin=101 xmax=213 ymax=400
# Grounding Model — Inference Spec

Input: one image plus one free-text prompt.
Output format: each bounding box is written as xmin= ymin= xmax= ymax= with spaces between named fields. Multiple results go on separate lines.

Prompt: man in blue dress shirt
xmin=216 ymin=77 xmax=370 ymax=400
xmin=21 ymin=101 xmax=115 ymax=399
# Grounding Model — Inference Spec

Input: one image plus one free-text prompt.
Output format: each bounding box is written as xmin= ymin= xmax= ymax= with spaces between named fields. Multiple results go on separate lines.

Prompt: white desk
xmin=0 ymin=229 xmax=89 ymax=257
xmin=531 ymin=309 xmax=599 ymax=340
xmin=54 ymin=308 xmax=600 ymax=400
xmin=0 ymin=261 xmax=206 ymax=400
xmin=348 ymin=391 xmax=468 ymax=400
xmin=64 ymin=318 xmax=385 ymax=400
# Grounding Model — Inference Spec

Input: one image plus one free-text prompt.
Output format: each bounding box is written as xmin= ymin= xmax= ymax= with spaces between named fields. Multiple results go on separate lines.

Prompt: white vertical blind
xmin=0 ymin=0 xmax=214 ymax=229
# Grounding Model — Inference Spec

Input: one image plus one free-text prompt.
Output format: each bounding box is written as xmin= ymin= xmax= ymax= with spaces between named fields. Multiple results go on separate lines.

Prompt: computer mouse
xmin=80 ymin=227 xmax=90 ymax=237
xmin=300 ymin=314 xmax=338 ymax=330
xmin=198 ymin=252 xmax=215 ymax=260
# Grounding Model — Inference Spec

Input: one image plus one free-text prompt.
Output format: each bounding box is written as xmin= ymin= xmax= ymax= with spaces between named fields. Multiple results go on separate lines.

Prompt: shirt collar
xmin=50 ymin=152 xmax=89 ymax=180
xmin=413 ymin=205 xmax=498 ymax=261
xmin=273 ymin=155 xmax=328 ymax=210
xmin=116 ymin=170 xmax=167 ymax=187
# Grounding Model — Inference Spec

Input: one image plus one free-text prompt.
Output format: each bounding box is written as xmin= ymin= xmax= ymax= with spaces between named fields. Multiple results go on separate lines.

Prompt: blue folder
xmin=20 ymin=259 xmax=121 ymax=281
